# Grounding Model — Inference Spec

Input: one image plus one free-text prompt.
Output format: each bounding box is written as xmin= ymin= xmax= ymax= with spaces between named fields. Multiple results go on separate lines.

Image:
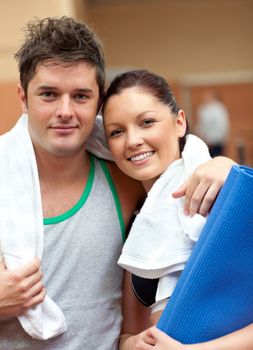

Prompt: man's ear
xmin=176 ymin=109 xmax=187 ymax=137
xmin=17 ymin=84 xmax=28 ymax=113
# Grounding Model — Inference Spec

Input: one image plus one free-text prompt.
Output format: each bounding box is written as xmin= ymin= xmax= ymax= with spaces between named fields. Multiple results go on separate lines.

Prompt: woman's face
xmin=104 ymin=87 xmax=186 ymax=191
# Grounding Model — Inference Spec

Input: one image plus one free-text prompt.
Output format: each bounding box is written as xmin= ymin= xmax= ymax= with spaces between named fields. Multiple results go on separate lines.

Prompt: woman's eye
xmin=141 ymin=119 xmax=155 ymax=127
xmin=110 ymin=129 xmax=123 ymax=137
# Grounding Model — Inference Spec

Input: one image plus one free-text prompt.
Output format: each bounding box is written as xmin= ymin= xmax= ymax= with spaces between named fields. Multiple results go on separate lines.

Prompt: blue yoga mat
xmin=157 ymin=165 xmax=253 ymax=343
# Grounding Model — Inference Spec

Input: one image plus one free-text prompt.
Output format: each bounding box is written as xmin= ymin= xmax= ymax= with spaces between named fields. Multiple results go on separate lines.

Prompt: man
xmin=196 ymin=90 xmax=230 ymax=157
xmin=0 ymin=17 xmax=234 ymax=349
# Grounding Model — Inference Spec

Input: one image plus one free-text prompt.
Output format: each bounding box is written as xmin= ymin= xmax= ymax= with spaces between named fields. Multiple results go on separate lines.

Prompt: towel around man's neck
xmin=0 ymin=114 xmax=67 ymax=339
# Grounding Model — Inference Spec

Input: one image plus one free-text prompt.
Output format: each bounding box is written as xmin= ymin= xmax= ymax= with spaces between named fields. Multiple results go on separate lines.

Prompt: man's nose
xmin=56 ymin=96 xmax=73 ymax=120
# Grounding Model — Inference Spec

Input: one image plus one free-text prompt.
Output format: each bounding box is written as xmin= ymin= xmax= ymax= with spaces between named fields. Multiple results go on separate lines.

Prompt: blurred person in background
xmin=195 ymin=90 xmax=230 ymax=157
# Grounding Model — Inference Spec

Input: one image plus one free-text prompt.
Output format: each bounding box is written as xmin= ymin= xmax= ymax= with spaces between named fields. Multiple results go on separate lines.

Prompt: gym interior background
xmin=1 ymin=0 xmax=252 ymax=165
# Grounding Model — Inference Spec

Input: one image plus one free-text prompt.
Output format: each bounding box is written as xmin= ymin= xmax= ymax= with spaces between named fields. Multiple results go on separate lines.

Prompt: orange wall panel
xmin=0 ymin=82 xmax=21 ymax=135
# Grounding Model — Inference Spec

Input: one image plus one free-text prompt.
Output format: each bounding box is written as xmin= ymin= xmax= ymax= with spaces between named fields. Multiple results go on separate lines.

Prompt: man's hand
xmin=173 ymin=157 xmax=236 ymax=217
xmin=0 ymin=258 xmax=46 ymax=320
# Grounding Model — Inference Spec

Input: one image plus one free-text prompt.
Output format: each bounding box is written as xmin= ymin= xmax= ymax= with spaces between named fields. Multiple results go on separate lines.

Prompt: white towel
xmin=86 ymin=115 xmax=114 ymax=161
xmin=0 ymin=114 xmax=66 ymax=340
xmin=118 ymin=135 xmax=211 ymax=279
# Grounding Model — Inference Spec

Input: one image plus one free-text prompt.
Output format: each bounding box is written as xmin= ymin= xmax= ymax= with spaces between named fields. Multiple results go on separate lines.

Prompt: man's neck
xmin=35 ymin=148 xmax=90 ymax=186
xmin=34 ymin=148 xmax=91 ymax=218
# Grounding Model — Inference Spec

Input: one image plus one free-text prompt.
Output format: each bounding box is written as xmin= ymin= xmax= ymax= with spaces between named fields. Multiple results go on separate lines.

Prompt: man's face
xmin=18 ymin=60 xmax=100 ymax=158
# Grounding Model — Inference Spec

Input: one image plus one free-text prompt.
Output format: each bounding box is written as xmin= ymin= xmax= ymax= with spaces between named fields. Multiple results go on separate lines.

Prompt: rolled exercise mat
xmin=157 ymin=165 xmax=253 ymax=343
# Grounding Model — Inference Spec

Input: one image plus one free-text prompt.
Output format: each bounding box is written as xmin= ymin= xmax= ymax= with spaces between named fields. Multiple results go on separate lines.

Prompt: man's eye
xmin=74 ymin=94 xmax=88 ymax=101
xmin=40 ymin=91 xmax=55 ymax=98
xmin=141 ymin=119 xmax=155 ymax=127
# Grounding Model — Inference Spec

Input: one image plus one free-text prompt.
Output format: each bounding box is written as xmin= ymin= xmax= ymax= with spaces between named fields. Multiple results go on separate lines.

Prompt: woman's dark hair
xmin=102 ymin=69 xmax=189 ymax=151
xmin=14 ymin=16 xmax=105 ymax=101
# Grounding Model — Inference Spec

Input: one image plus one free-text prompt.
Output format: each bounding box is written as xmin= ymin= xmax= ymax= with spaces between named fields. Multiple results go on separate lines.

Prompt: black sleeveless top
xmin=131 ymin=274 xmax=159 ymax=307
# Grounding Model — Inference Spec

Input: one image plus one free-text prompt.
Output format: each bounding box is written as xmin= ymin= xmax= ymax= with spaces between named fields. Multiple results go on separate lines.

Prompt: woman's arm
xmin=139 ymin=324 xmax=253 ymax=350
xmin=119 ymin=271 xmax=152 ymax=350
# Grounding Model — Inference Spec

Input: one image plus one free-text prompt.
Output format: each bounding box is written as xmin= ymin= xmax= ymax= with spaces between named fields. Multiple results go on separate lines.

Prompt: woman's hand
xmin=138 ymin=327 xmax=184 ymax=350
xmin=120 ymin=327 xmax=183 ymax=350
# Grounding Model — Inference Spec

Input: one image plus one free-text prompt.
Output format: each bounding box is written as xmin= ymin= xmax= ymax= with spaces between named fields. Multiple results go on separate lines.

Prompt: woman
xmin=103 ymin=69 xmax=210 ymax=320
xmin=102 ymin=69 xmax=253 ymax=350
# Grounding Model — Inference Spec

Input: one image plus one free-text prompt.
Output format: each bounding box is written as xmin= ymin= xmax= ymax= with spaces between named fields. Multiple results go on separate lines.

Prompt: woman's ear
xmin=175 ymin=109 xmax=187 ymax=137
xmin=17 ymin=84 xmax=28 ymax=113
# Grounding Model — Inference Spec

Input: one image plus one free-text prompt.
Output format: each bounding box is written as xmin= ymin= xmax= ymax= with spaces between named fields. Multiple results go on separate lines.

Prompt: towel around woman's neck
xmin=118 ymin=134 xmax=211 ymax=279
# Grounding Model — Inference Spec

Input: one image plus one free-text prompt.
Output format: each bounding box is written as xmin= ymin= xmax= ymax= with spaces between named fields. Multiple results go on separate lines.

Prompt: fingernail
xmin=184 ymin=208 xmax=190 ymax=216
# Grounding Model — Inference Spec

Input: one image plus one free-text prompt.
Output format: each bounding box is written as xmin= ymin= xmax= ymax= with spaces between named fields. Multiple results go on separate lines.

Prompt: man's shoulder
xmin=106 ymin=161 xmax=144 ymax=198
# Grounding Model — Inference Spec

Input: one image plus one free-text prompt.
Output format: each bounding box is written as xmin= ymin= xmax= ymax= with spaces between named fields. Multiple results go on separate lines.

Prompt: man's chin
xmin=50 ymin=144 xmax=85 ymax=158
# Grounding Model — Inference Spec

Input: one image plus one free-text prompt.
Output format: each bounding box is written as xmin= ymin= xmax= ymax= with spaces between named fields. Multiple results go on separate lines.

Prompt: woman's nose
xmin=126 ymin=129 xmax=144 ymax=148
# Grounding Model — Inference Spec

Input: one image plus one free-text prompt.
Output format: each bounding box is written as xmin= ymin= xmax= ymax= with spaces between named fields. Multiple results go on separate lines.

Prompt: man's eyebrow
xmin=74 ymin=88 xmax=94 ymax=94
xmin=36 ymin=85 xmax=56 ymax=91
xmin=36 ymin=86 xmax=95 ymax=94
